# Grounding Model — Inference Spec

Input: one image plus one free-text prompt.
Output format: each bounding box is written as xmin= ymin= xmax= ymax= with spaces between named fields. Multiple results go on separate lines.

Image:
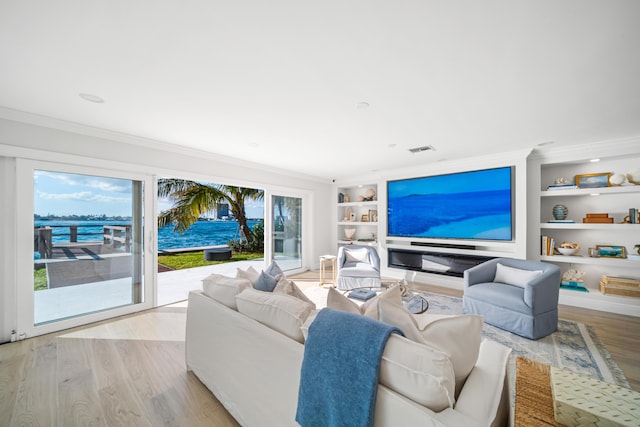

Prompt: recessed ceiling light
xmin=79 ymin=93 xmax=104 ymax=103
xmin=388 ymin=144 xmax=397 ymax=148
xmin=248 ymin=142 xmax=259 ymax=148
xmin=590 ymin=158 xmax=601 ymax=163
xmin=590 ymin=193 xmax=600 ymax=196
xmin=356 ymin=102 xmax=370 ymax=109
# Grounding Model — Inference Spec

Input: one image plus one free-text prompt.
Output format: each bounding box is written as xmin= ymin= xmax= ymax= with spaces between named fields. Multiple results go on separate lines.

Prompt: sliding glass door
xmin=271 ymin=195 xmax=302 ymax=271
xmin=16 ymin=160 xmax=154 ymax=337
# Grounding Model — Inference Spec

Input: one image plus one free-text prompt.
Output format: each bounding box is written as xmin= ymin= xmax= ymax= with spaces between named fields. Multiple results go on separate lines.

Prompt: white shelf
xmin=540 ymin=185 xmax=640 ymax=197
xmin=540 ymin=223 xmax=638 ymax=230
xmin=337 ymin=240 xmax=377 ymax=245
xmin=337 ymin=201 xmax=378 ymax=207
xmin=540 ymin=255 xmax=640 ymax=267
xmin=336 ymin=183 xmax=379 ymax=249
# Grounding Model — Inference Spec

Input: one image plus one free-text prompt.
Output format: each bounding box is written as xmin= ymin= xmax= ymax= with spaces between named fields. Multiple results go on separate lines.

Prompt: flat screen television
xmin=387 ymin=166 xmax=513 ymax=241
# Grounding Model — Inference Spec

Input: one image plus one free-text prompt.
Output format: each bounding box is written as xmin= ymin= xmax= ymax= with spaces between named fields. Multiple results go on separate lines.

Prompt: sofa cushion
xmin=345 ymin=247 xmax=370 ymax=263
xmin=201 ymin=274 xmax=252 ymax=310
xmin=236 ymin=266 xmax=260 ymax=285
xmin=493 ymin=262 xmax=542 ymax=288
xmin=235 ymin=288 xmax=313 ymax=343
xmin=300 ymin=309 xmax=455 ymax=412
xmin=326 ymin=285 xmax=402 ymax=319
xmin=265 ymin=260 xmax=284 ymax=277
xmin=254 ymin=270 xmax=279 ymax=292
xmin=381 ymin=334 xmax=455 ymax=411
xmin=273 ymin=276 xmax=317 ymax=310
xmin=378 ymin=299 xmax=483 ymax=397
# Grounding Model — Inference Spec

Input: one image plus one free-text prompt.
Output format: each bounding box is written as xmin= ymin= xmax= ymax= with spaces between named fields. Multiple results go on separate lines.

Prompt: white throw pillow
xmin=236 ymin=266 xmax=261 ymax=285
xmin=201 ymin=274 xmax=251 ymax=310
xmin=273 ymin=276 xmax=317 ymax=310
xmin=326 ymin=285 xmax=402 ymax=319
xmin=381 ymin=334 xmax=455 ymax=411
xmin=299 ymin=308 xmax=455 ymax=412
xmin=235 ymin=288 xmax=313 ymax=343
xmin=493 ymin=263 xmax=542 ymax=288
xmin=378 ymin=298 xmax=483 ymax=397
xmin=345 ymin=248 xmax=369 ymax=263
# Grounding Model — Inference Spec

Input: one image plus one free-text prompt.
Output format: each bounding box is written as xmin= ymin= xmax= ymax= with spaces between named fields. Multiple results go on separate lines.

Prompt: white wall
xmin=0 ymin=157 xmax=17 ymax=343
xmin=0 ymin=116 xmax=334 ymax=342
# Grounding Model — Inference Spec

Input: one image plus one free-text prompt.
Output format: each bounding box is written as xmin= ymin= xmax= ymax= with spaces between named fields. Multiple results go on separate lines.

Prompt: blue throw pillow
xmin=265 ymin=261 xmax=284 ymax=277
xmin=254 ymin=271 xmax=278 ymax=292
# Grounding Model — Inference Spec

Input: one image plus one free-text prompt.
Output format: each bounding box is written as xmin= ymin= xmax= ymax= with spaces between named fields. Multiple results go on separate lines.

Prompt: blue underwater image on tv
xmin=387 ymin=167 xmax=513 ymax=241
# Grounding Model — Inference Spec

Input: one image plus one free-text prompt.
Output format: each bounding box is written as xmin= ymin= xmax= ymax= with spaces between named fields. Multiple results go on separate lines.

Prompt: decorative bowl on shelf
xmin=557 ymin=247 xmax=579 ymax=256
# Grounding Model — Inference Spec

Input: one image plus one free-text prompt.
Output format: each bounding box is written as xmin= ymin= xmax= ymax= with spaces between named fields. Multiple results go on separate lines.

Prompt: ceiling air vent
xmin=408 ymin=145 xmax=436 ymax=154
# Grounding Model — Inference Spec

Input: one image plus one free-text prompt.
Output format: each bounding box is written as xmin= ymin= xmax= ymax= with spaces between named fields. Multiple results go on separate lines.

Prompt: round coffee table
xmin=346 ymin=286 xmax=429 ymax=314
xmin=402 ymin=292 xmax=429 ymax=314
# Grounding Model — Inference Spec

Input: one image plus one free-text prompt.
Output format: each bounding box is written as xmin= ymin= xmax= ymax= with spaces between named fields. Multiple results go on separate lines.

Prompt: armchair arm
xmin=368 ymin=247 xmax=381 ymax=271
xmin=337 ymin=246 xmax=347 ymax=268
xmin=463 ymin=258 xmax=501 ymax=288
xmin=523 ymin=264 xmax=561 ymax=313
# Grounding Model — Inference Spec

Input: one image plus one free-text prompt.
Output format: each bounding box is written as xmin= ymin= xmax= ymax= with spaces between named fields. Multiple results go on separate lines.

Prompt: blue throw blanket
xmin=295 ymin=308 xmax=404 ymax=427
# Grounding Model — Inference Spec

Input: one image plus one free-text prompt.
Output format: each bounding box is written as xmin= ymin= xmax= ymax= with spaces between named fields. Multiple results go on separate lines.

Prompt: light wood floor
xmin=1 ymin=272 xmax=638 ymax=426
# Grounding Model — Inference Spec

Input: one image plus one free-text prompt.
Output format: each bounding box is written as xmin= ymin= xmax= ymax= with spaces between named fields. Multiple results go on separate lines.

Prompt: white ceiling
xmin=1 ymin=1 xmax=639 ymax=181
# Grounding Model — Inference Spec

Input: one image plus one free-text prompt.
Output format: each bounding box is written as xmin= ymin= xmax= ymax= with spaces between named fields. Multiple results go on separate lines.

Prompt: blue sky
xmin=34 ymin=171 xmax=133 ymax=216
xmin=34 ymin=171 xmax=264 ymax=218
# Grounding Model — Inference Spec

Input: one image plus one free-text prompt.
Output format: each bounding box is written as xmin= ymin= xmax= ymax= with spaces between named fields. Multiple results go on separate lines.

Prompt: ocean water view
xmin=35 ymin=219 xmax=261 ymax=251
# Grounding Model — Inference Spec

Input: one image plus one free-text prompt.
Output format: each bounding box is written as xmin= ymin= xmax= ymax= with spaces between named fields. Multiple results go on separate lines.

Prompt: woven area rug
xmin=300 ymin=286 xmax=629 ymax=390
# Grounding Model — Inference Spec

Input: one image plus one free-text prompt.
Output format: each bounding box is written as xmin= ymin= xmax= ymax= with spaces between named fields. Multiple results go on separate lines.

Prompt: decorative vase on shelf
xmin=552 ymin=204 xmax=568 ymax=220
xmin=344 ymin=228 xmax=356 ymax=241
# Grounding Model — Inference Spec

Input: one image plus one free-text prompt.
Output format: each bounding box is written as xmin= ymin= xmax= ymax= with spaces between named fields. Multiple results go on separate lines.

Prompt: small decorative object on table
xmin=596 ymin=245 xmax=627 ymax=258
xmin=561 ymin=268 xmax=587 ymax=292
xmin=348 ymin=288 xmax=376 ymax=301
xmin=344 ymin=228 xmax=356 ymax=241
xmin=357 ymin=188 xmax=376 ymax=202
xmin=609 ymin=173 xmax=627 ymax=186
xmin=552 ymin=204 xmax=569 ymax=220
xmin=624 ymin=208 xmax=639 ymax=224
xmin=547 ymin=178 xmax=578 ymax=191
xmin=600 ymin=275 xmax=640 ymax=298
xmin=627 ymin=168 xmax=640 ymax=185
xmin=557 ymin=242 xmax=580 ymax=256
xmin=575 ymin=172 xmax=611 ymax=188
xmin=583 ymin=213 xmax=614 ymax=224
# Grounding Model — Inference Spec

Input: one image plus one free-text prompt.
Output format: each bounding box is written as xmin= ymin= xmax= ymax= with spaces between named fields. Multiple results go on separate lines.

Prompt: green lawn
xmin=158 ymin=251 xmax=263 ymax=270
xmin=34 ymin=268 xmax=48 ymax=291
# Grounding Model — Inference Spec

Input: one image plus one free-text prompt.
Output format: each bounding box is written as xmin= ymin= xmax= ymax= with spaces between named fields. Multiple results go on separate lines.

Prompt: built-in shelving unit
xmin=336 ymin=184 xmax=379 ymax=247
xmin=531 ymin=143 xmax=640 ymax=317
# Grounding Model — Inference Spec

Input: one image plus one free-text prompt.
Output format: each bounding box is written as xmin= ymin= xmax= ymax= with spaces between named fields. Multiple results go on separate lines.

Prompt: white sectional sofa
xmin=185 ymin=285 xmax=512 ymax=427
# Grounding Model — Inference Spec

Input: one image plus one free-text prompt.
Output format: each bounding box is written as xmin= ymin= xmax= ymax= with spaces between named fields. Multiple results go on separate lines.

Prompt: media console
xmin=388 ymin=248 xmax=494 ymax=278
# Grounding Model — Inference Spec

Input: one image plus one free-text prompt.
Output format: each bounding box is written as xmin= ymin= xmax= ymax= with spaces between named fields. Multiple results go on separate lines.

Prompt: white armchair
xmin=336 ymin=245 xmax=381 ymax=291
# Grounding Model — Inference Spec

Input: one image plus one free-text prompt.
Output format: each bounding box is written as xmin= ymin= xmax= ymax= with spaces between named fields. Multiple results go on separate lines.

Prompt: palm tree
xmin=157 ymin=179 xmax=264 ymax=243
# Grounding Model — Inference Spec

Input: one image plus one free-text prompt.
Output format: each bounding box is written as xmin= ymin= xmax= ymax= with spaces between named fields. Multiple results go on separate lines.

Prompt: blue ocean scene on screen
xmin=387 ymin=167 xmax=513 ymax=240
